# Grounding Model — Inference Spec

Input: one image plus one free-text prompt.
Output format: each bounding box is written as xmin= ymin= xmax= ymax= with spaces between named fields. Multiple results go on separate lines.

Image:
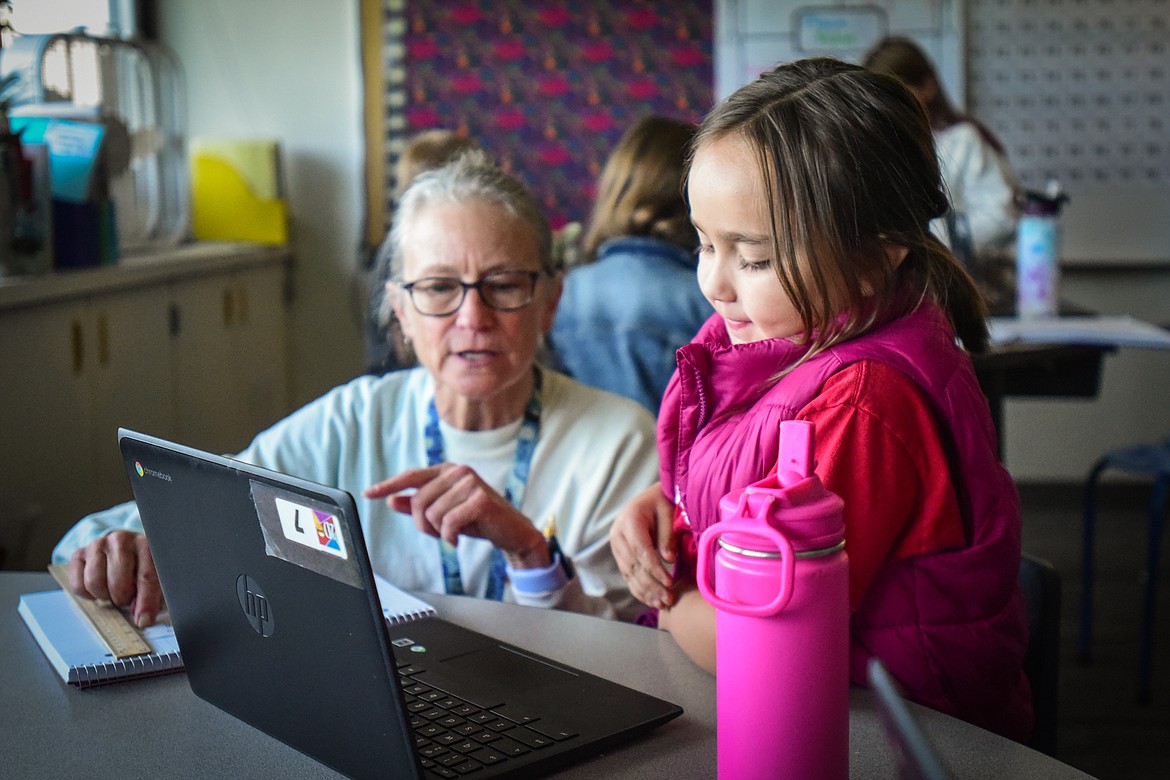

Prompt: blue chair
xmin=1078 ymin=435 xmax=1170 ymax=704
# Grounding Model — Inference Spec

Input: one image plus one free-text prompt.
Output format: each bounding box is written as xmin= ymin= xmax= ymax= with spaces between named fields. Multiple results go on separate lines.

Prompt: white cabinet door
xmin=169 ymin=265 xmax=291 ymax=456
xmin=85 ymin=285 xmax=176 ymax=513
xmin=0 ymin=248 xmax=292 ymax=569
xmin=230 ymin=263 xmax=291 ymax=439
xmin=0 ymin=286 xmax=173 ymax=568
xmin=169 ymin=273 xmax=241 ymax=453
xmin=0 ymin=300 xmax=96 ymax=567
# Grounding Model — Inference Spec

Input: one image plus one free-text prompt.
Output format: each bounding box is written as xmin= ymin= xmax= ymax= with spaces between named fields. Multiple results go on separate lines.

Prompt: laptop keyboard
xmin=397 ymin=660 xmax=579 ymax=778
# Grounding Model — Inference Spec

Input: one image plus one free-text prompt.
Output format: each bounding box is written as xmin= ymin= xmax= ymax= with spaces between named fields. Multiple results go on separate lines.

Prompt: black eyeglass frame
xmin=397 ymin=270 xmax=543 ymax=317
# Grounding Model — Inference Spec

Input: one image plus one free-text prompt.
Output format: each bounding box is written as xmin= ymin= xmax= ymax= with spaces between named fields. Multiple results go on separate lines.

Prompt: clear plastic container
xmin=1 ymin=31 xmax=189 ymax=255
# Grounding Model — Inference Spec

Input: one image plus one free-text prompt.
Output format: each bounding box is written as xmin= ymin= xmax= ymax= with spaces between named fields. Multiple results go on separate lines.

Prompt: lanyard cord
xmin=424 ymin=368 xmax=543 ymax=599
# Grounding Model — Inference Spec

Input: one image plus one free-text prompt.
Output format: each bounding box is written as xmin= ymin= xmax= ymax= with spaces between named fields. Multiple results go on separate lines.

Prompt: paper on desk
xmin=988 ymin=315 xmax=1170 ymax=349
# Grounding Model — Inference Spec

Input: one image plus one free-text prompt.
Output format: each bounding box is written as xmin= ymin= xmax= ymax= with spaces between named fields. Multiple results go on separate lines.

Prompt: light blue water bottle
xmin=1016 ymin=186 xmax=1068 ymax=319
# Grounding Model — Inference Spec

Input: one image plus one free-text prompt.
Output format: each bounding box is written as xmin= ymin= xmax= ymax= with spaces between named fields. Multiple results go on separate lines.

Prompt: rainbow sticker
xmin=274 ymin=496 xmax=348 ymax=560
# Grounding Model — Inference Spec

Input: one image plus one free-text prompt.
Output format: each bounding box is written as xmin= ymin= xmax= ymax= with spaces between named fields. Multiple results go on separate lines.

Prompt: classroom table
xmin=973 ymin=341 xmax=1109 ymax=458
xmin=974 ymin=298 xmax=1114 ymax=459
xmin=2 ymin=571 xmax=1096 ymax=779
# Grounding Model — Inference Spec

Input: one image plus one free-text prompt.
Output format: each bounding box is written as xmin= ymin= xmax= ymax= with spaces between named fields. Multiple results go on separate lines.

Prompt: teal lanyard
xmin=424 ymin=368 xmax=543 ymax=599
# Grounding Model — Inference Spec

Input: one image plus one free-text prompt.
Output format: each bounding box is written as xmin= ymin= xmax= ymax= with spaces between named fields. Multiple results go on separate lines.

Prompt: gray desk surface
xmin=1 ymin=571 xmax=1094 ymax=779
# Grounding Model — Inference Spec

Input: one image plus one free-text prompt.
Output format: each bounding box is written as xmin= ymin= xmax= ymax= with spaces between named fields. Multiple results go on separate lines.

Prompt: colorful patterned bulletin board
xmin=363 ymin=0 xmax=713 ymax=246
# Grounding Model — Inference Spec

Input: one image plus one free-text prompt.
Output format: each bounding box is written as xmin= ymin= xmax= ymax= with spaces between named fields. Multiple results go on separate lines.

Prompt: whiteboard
xmin=714 ymin=0 xmax=1170 ymax=261
xmin=715 ymin=0 xmax=966 ymax=106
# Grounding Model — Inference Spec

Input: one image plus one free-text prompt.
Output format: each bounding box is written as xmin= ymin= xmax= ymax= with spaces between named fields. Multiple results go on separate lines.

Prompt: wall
xmin=969 ymin=0 xmax=1170 ymax=262
xmin=717 ymin=0 xmax=1170 ymax=266
xmin=715 ymin=0 xmax=964 ymax=102
xmin=157 ymin=0 xmax=366 ymax=407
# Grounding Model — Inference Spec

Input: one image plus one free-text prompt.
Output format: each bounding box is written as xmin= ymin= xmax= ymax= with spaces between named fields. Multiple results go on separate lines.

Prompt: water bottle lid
xmin=1018 ymin=189 xmax=1068 ymax=216
xmin=716 ymin=421 xmax=845 ymax=553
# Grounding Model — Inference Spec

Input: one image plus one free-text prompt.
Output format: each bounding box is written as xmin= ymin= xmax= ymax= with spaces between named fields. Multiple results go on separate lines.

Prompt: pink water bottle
xmin=697 ymin=420 xmax=849 ymax=780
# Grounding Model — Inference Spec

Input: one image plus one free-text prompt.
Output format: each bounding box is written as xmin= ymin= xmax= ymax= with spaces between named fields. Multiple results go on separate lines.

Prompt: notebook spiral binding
xmin=73 ymin=649 xmax=185 ymax=688
xmin=383 ymin=607 xmax=436 ymax=626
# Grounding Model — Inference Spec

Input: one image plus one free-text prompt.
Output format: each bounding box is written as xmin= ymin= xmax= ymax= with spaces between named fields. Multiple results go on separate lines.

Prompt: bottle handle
xmin=696 ymin=519 xmax=796 ymax=617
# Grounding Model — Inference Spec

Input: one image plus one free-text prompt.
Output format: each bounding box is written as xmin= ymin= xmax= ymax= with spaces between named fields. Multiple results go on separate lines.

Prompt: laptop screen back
xmin=121 ymin=430 xmax=420 ymax=779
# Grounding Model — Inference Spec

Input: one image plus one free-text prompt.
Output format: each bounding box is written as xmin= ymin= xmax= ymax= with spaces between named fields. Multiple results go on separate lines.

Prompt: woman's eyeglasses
xmin=398 ymin=270 xmax=541 ymax=317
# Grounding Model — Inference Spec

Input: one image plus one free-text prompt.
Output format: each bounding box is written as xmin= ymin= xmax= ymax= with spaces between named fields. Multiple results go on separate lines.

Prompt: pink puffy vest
xmin=660 ymin=302 xmax=1033 ymax=743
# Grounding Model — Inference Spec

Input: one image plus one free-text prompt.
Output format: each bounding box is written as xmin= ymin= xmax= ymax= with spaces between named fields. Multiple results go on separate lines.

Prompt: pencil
xmin=544 ymin=515 xmax=575 ymax=580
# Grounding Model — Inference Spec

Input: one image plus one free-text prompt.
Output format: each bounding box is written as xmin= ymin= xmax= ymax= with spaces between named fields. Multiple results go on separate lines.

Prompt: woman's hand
xmin=364 ymin=464 xmax=549 ymax=569
xmin=69 ymin=531 xmax=162 ymax=628
xmin=611 ymin=482 xmax=677 ymax=609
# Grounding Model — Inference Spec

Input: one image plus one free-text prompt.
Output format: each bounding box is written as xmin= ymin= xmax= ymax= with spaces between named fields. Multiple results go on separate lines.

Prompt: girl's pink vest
xmin=660 ymin=303 xmax=1033 ymax=743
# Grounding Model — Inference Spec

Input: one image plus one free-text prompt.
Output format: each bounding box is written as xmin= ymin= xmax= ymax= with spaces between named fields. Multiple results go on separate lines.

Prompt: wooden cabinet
xmin=169 ymin=263 xmax=291 ymax=455
xmin=0 ymin=244 xmax=292 ymax=570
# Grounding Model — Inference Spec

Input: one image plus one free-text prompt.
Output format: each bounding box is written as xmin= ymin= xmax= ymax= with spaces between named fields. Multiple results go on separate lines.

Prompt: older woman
xmin=54 ymin=152 xmax=659 ymax=625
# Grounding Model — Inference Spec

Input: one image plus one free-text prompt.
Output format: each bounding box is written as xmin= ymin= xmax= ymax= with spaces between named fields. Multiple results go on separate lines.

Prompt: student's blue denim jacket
xmin=546 ymin=236 xmax=713 ymax=413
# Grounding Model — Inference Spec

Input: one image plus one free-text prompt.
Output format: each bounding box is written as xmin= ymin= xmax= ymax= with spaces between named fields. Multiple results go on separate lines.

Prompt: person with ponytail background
xmin=547 ymin=115 xmax=712 ymax=413
xmin=864 ymin=36 xmax=1022 ymax=259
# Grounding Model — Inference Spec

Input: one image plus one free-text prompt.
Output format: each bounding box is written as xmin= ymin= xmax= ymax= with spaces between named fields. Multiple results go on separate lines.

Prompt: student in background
xmin=863 ymin=36 xmax=1022 ymax=259
xmin=610 ymin=59 xmax=1032 ymax=743
xmin=58 ymin=152 xmax=658 ymax=626
xmin=366 ymin=129 xmax=481 ymax=375
xmin=546 ymin=115 xmax=712 ymax=413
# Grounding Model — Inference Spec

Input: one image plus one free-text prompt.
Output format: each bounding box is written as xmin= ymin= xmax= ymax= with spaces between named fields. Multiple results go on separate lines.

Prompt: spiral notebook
xmin=373 ymin=571 xmax=436 ymax=623
xmin=17 ymin=562 xmax=437 ymax=689
xmin=18 ymin=589 xmax=183 ymax=688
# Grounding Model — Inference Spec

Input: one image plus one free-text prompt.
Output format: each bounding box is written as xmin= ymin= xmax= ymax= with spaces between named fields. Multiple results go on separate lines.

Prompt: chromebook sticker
xmin=274 ymin=496 xmax=348 ymax=559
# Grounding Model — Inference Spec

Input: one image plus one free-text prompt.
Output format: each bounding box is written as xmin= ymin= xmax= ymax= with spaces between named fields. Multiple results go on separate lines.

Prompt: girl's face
xmin=688 ymin=134 xmax=803 ymax=345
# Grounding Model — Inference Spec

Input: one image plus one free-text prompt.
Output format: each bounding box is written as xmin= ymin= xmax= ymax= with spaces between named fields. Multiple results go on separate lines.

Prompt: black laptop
xmin=119 ymin=429 xmax=682 ymax=779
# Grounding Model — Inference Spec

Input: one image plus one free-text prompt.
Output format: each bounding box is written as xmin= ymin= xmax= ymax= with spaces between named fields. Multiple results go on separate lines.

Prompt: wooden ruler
xmin=47 ymin=563 xmax=152 ymax=658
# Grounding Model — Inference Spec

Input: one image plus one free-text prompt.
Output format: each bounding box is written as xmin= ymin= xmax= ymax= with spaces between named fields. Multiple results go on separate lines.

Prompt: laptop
xmin=867 ymin=658 xmax=953 ymax=780
xmin=119 ymin=429 xmax=682 ymax=779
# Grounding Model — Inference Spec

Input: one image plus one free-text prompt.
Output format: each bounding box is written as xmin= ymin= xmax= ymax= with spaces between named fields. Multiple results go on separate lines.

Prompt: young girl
xmin=610 ymin=58 xmax=1033 ymax=743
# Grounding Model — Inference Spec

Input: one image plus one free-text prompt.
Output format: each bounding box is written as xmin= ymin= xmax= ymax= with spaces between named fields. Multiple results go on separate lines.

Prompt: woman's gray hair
xmin=376 ymin=149 xmax=557 ymax=283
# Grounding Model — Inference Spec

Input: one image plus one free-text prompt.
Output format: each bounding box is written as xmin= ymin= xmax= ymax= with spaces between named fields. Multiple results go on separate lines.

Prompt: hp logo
xmin=235 ymin=574 xmax=275 ymax=637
